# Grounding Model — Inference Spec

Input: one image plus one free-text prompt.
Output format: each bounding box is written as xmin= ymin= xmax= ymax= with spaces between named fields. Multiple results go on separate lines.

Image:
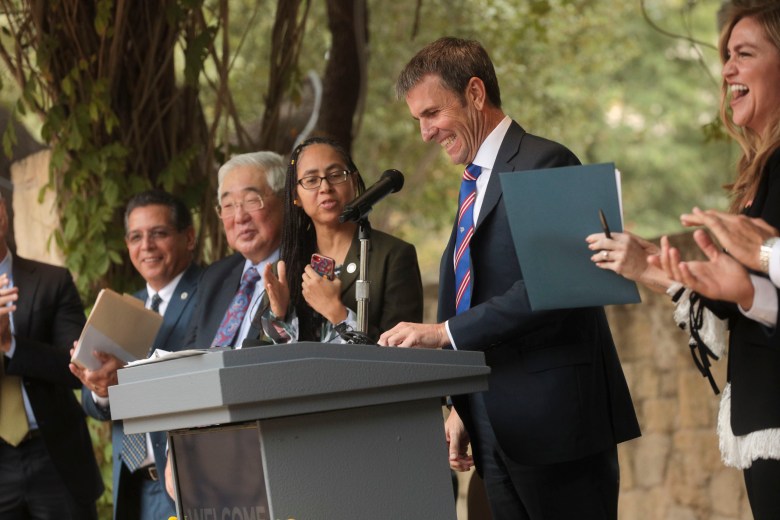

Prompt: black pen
xmin=599 ymin=209 xmax=612 ymax=239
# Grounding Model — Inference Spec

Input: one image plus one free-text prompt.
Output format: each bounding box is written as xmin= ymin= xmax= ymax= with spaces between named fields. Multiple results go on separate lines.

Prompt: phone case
xmin=311 ymin=253 xmax=336 ymax=280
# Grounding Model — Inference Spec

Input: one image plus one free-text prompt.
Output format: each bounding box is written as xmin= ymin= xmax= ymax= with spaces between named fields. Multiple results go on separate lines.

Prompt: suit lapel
xmin=155 ymin=263 xmax=199 ymax=348
xmin=476 ymin=121 xmax=525 ymax=229
xmin=209 ymin=256 xmax=245 ymax=336
xmin=11 ymin=256 xmax=39 ymax=338
xmin=339 ymin=229 xmax=361 ymax=300
xmin=136 ymin=288 xmax=149 ymax=305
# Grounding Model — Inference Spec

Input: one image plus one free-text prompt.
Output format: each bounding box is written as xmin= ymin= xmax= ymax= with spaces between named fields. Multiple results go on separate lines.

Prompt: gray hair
xmin=217 ymin=151 xmax=286 ymax=199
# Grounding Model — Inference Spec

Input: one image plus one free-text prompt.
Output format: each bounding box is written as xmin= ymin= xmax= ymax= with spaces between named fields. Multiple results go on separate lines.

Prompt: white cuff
xmin=5 ymin=335 xmax=16 ymax=357
xmin=92 ymin=392 xmax=110 ymax=408
xmin=739 ymin=275 xmax=777 ymax=327
xmin=445 ymin=320 xmax=457 ymax=350
xmin=770 ymin=242 xmax=780 ymax=288
xmin=341 ymin=307 xmax=358 ymax=330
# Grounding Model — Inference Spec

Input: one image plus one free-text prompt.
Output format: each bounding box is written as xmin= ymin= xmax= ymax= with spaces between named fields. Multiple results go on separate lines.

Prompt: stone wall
xmin=10 ymin=150 xmax=64 ymax=266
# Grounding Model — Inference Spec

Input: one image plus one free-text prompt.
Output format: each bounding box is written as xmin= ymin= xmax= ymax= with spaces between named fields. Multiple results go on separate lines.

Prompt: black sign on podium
xmin=171 ymin=423 xmax=269 ymax=520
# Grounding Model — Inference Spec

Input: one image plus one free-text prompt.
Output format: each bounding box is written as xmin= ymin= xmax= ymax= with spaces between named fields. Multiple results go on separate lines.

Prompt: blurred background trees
xmin=0 ymin=0 xmax=731 ymax=292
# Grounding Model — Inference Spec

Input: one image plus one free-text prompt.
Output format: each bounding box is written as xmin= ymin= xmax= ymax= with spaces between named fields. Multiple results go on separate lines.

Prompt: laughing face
xmin=405 ymin=74 xmax=489 ymax=166
xmin=125 ymin=204 xmax=195 ymax=291
xmin=723 ymin=16 xmax=780 ymax=138
xmin=219 ymin=165 xmax=283 ymax=264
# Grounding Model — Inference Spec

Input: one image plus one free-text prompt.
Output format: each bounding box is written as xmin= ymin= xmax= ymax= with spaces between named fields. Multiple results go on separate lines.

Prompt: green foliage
xmin=0 ymin=0 xmax=220 ymax=301
xmin=42 ymin=80 xmax=131 ymax=295
xmin=184 ymin=26 xmax=218 ymax=87
xmin=345 ymin=0 xmax=732 ymax=276
xmin=2 ymin=105 xmax=16 ymax=157
xmin=1 ymin=0 xmax=738 ymax=298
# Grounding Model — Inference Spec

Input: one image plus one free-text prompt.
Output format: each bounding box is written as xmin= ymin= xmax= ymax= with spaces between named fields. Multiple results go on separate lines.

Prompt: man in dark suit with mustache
xmin=71 ymin=190 xmax=200 ymax=520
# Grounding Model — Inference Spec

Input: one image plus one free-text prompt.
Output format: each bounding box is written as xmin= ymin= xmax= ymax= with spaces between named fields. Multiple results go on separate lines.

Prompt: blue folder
xmin=498 ymin=162 xmax=641 ymax=311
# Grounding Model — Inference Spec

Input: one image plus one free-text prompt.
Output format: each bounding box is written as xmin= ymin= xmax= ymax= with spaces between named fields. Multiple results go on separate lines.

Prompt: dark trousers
xmin=744 ymin=458 xmax=780 ymax=520
xmin=0 ymin=435 xmax=97 ymax=520
xmin=469 ymin=394 xmax=619 ymax=520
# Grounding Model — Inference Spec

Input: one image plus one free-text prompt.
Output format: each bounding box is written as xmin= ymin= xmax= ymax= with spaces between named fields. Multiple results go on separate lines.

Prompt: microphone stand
xmin=356 ymin=218 xmax=371 ymax=335
xmin=336 ymin=217 xmax=374 ymax=345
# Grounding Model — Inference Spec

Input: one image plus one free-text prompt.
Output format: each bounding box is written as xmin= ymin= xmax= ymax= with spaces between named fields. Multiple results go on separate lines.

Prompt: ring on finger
xmin=602 ymin=250 xmax=609 ymax=261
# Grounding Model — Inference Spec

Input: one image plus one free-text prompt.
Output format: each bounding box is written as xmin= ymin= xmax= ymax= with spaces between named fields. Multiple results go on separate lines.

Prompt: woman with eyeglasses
xmin=259 ymin=136 xmax=423 ymax=343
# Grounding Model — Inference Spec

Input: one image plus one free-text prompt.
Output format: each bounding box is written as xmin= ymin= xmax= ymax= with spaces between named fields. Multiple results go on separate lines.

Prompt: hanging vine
xmin=0 ymin=0 xmax=224 ymax=300
xmin=0 ymin=0 xmax=361 ymax=303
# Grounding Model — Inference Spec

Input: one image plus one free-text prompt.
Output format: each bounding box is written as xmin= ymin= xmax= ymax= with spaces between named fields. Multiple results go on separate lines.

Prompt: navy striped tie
xmin=454 ymin=163 xmax=482 ymax=314
xmin=121 ymin=293 xmax=162 ymax=471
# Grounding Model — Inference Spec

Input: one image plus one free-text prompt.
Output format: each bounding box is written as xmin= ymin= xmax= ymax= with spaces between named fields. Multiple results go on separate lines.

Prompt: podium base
xmin=170 ymin=397 xmax=456 ymax=520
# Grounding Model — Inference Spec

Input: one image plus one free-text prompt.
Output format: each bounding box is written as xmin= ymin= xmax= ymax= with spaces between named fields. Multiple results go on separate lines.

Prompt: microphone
xmin=339 ymin=169 xmax=404 ymax=223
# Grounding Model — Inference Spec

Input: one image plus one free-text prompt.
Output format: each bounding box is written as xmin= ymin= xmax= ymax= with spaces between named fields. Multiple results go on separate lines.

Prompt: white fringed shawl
xmin=669 ymin=283 xmax=780 ymax=469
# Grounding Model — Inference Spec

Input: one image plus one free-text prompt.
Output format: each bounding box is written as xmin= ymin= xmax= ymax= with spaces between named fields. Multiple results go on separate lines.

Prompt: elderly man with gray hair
xmin=183 ymin=151 xmax=286 ymax=349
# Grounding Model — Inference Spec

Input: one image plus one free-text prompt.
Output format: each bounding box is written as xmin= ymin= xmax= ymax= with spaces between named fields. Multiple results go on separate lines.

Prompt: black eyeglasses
xmin=297 ymin=170 xmax=352 ymax=190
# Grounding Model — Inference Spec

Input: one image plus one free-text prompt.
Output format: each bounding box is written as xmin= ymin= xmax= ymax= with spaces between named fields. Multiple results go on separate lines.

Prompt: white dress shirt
xmin=445 ymin=116 xmax=513 ymax=348
xmin=741 ymin=242 xmax=780 ymax=327
xmin=235 ymin=249 xmax=279 ymax=349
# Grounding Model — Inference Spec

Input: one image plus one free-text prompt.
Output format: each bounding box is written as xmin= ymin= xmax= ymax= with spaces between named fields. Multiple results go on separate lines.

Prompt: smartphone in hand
xmin=310 ymin=253 xmax=336 ymax=280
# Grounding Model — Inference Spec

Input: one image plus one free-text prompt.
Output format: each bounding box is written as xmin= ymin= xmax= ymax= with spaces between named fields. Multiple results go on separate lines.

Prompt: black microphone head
xmin=381 ymin=169 xmax=404 ymax=193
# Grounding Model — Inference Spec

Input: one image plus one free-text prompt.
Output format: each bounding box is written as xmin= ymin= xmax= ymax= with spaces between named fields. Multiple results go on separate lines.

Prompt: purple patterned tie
xmin=212 ymin=267 xmax=260 ymax=347
xmin=454 ymin=163 xmax=482 ymax=315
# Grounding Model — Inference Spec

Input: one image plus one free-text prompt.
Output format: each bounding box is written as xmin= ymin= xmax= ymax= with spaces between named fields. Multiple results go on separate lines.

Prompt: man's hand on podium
xmin=446 ymin=407 xmax=474 ymax=472
xmin=377 ymin=322 xmax=449 ymax=348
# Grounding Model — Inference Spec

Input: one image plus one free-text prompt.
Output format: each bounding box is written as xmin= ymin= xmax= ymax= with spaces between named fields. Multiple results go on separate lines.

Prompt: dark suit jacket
xmin=184 ymin=253 xmax=247 ymax=348
xmin=707 ymin=147 xmax=780 ymax=435
xmin=442 ymin=121 xmax=640 ymax=467
xmin=82 ymin=262 xmax=201 ymax=518
xmin=256 ymin=229 xmax=423 ymax=343
xmin=4 ymin=255 xmax=103 ymax=504
xmin=337 ymin=228 xmax=423 ymax=340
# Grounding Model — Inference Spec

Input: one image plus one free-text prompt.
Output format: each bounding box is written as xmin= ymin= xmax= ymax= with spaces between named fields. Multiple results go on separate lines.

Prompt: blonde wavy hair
xmin=718 ymin=2 xmax=780 ymax=212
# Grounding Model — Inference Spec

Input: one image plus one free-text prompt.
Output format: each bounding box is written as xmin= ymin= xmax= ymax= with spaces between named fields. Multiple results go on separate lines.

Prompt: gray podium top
xmin=109 ymin=342 xmax=489 ymax=434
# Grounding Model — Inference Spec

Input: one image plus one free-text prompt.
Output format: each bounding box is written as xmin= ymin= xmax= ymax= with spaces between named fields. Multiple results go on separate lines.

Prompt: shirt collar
xmin=146 ymin=268 xmax=187 ymax=305
xmin=243 ymin=248 xmax=280 ymax=278
xmin=471 ymin=115 xmax=512 ymax=171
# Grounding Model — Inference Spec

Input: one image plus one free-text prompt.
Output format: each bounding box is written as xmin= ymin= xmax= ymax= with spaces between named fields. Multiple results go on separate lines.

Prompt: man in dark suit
xmin=379 ymin=37 xmax=640 ymax=520
xmin=0 ymin=192 xmax=103 ymax=518
xmin=163 ymin=152 xmax=284 ymax=499
xmin=70 ymin=190 xmax=199 ymax=520
xmin=184 ymin=151 xmax=285 ymax=349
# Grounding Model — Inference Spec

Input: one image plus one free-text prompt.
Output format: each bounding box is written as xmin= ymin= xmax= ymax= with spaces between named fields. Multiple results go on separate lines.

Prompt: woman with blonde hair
xmin=587 ymin=2 xmax=780 ymax=517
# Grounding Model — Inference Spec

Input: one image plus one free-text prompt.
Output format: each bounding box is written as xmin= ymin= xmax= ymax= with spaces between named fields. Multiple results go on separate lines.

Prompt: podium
xmin=109 ymin=342 xmax=489 ymax=520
